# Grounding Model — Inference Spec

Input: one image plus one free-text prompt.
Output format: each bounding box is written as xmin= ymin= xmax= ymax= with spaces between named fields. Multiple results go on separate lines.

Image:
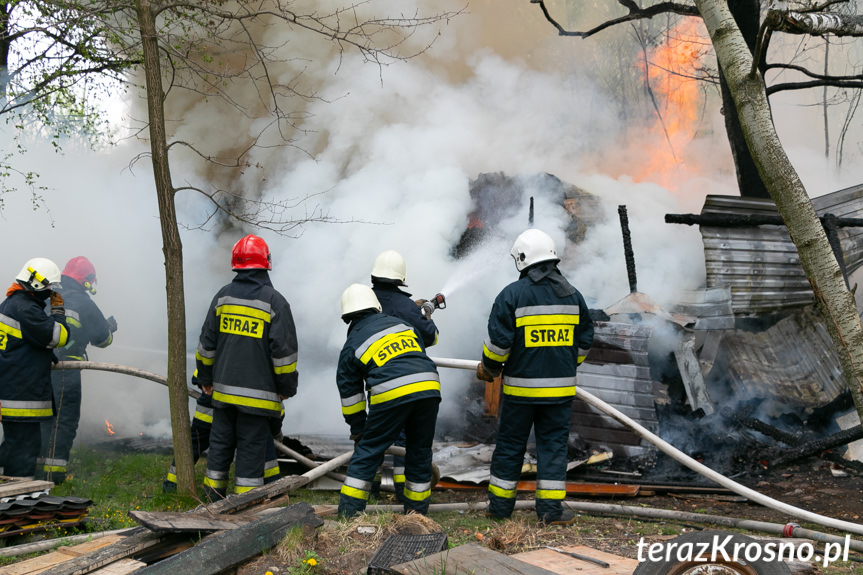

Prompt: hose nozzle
xmin=431 ymin=293 xmax=446 ymax=310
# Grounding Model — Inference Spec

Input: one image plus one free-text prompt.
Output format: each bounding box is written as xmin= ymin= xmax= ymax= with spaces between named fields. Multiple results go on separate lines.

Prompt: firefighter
xmin=196 ymin=234 xmax=298 ymax=501
xmin=0 ymin=258 xmax=69 ymax=478
xmin=476 ymin=229 xmax=594 ymax=525
xmin=40 ymin=256 xmax=117 ymax=484
xmin=370 ymin=249 xmax=440 ymax=502
xmin=162 ymin=371 xmax=283 ymax=492
xmin=371 ymin=250 xmax=438 ymax=347
xmin=336 ymin=284 xmax=441 ymax=518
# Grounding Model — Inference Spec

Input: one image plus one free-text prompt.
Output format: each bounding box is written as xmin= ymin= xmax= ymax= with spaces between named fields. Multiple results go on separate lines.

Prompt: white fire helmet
xmin=371 ymin=250 xmax=407 ymax=286
xmin=16 ymin=258 xmax=62 ymax=291
xmin=510 ymin=229 xmax=560 ymax=272
xmin=340 ymin=283 xmax=382 ymax=320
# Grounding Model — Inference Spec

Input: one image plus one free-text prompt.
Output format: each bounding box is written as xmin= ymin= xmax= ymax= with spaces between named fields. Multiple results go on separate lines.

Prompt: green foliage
xmin=49 ymin=446 xmax=202 ymax=533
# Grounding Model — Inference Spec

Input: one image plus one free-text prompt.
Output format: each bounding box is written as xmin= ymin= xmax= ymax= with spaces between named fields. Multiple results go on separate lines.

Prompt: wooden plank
xmin=1 ymin=553 xmax=71 ymax=575
xmin=89 ymin=559 xmax=146 ymax=575
xmin=392 ymin=543 xmax=558 ymax=575
xmin=0 ymin=480 xmax=54 ymax=498
xmin=128 ymin=511 xmax=253 ymax=532
xmin=201 ymin=474 xmax=309 ymax=515
xmin=39 ymin=475 xmax=312 ymax=575
xmin=1 ymin=536 xmax=125 ymax=575
xmin=514 ymin=545 xmax=639 ymax=575
xmin=133 ymin=503 xmax=323 ymax=575
xmin=55 ymin=536 xmax=125 ymax=557
xmin=36 ymin=528 xmax=164 ymax=575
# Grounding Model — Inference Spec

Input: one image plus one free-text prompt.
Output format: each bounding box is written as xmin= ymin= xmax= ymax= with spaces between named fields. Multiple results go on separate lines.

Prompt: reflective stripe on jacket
xmin=337 ymin=312 xmax=441 ymax=435
xmin=481 ymin=271 xmax=594 ymax=403
xmin=0 ymin=290 xmax=68 ymax=421
xmin=195 ymin=270 xmax=298 ymax=417
xmin=55 ymin=276 xmax=113 ymax=361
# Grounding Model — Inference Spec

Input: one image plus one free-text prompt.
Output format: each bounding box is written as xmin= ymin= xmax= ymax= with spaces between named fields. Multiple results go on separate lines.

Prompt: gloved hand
xmin=106 ymin=316 xmax=118 ymax=333
xmin=349 ymin=432 xmax=363 ymax=445
xmin=476 ymin=362 xmax=495 ymax=382
xmin=50 ymin=292 xmax=65 ymax=316
xmin=420 ymin=300 xmax=435 ymax=319
xmin=414 ymin=298 xmax=428 ymax=308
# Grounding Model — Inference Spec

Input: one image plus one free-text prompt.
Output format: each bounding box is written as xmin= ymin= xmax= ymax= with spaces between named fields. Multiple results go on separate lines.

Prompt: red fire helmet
xmin=63 ymin=256 xmax=97 ymax=294
xmin=232 ymin=234 xmax=272 ymax=270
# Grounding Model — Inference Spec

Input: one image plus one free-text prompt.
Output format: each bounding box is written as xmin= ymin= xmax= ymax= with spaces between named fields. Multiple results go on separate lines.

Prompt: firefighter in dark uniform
xmin=336 ymin=284 xmax=441 ymax=518
xmin=0 ymin=258 xmax=69 ymax=477
xmin=40 ymin=256 xmax=117 ymax=484
xmin=162 ymin=371 xmax=283 ymax=492
xmin=196 ymin=234 xmax=298 ymax=501
xmin=477 ymin=229 xmax=594 ymax=524
xmin=370 ymin=250 xmax=439 ymax=501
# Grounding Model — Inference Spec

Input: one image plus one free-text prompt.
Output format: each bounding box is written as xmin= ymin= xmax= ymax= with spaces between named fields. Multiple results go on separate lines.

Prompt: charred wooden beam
xmin=665 ymin=212 xmax=863 ymax=228
xmin=772 ymin=425 xmax=863 ymax=467
xmin=134 ymin=503 xmax=322 ymax=575
xmin=618 ymin=205 xmax=637 ymax=294
xmin=723 ymin=408 xmax=863 ymax=472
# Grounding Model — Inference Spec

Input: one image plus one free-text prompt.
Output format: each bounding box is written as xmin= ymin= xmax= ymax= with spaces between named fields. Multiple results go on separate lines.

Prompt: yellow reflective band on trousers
xmin=403 ymin=487 xmax=431 ymax=502
xmin=204 ymin=476 xmax=228 ymax=489
xmin=166 ymin=472 xmax=178 ymax=484
xmin=234 ymin=485 xmax=256 ymax=494
xmin=536 ymin=489 xmax=566 ymax=500
xmin=264 ymin=465 xmax=280 ymax=479
xmin=488 ymin=483 xmax=516 ymax=499
xmin=212 ymin=390 xmax=281 ymax=413
xmin=340 ymin=484 xmax=371 ymax=501
xmin=369 ymin=381 xmax=440 ymax=405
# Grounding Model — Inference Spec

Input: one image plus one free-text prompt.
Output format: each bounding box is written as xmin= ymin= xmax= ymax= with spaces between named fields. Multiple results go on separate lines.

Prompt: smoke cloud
xmin=1 ymin=0 xmax=862 ymax=445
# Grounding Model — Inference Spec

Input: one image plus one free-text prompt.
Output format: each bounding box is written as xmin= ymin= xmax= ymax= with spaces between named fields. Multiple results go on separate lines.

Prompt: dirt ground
xmin=235 ymin=458 xmax=863 ymax=575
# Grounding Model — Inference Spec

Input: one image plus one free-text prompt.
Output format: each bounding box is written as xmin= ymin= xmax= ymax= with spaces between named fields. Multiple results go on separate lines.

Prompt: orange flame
xmin=105 ymin=419 xmax=115 ymax=436
xmin=632 ymin=19 xmax=710 ymax=191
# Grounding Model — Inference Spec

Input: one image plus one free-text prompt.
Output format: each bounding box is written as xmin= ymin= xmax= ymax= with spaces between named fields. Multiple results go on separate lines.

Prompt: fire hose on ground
xmin=54 ymin=359 xmax=863 ymax=538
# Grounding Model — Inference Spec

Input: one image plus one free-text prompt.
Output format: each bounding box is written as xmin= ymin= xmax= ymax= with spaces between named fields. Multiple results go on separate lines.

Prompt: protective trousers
xmin=488 ymin=398 xmax=571 ymax=522
xmin=0 ymin=421 xmax=42 ymax=477
xmin=339 ymin=397 xmax=439 ymax=518
xmin=203 ymin=405 xmax=271 ymax=502
xmin=163 ymin=394 xmax=213 ymax=492
xmin=39 ymin=370 xmax=82 ymax=484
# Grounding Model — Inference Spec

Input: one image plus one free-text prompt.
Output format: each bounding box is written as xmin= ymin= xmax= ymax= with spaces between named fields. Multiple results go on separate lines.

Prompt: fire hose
xmin=53 ymin=359 xmax=863 ymax=536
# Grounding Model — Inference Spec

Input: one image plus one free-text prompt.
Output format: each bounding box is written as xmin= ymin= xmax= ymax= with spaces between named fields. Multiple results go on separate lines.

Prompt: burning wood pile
xmin=458 ymin=173 xmax=863 ymax=482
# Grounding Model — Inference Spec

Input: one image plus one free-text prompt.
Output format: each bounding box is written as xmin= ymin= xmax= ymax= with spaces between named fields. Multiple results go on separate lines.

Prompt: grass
xmin=3 ymin=445 xmax=863 ymax=575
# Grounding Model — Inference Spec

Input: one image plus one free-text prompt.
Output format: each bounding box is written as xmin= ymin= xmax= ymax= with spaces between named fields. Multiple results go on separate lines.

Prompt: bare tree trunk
xmin=135 ymin=0 xmax=195 ymax=496
xmin=695 ymin=0 xmax=863 ymax=418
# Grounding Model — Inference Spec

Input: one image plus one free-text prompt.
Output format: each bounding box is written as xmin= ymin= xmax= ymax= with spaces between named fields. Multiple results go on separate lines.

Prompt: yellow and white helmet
xmin=371 ymin=250 xmax=407 ymax=286
xmin=510 ymin=229 xmax=559 ymax=272
xmin=340 ymin=283 xmax=382 ymax=320
xmin=16 ymin=258 xmax=62 ymax=291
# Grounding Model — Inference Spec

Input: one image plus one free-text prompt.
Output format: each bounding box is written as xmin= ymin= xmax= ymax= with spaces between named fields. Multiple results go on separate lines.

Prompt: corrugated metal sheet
xmin=700 ymin=183 xmax=863 ymax=315
xmin=574 ymin=321 xmax=658 ymax=461
xmin=711 ymin=306 xmax=846 ymax=409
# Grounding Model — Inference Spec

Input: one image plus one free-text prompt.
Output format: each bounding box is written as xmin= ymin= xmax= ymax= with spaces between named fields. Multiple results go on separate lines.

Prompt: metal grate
xmin=367 ymin=532 xmax=449 ymax=575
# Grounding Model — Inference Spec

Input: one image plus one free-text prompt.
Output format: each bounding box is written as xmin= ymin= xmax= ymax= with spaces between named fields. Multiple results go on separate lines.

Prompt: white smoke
xmin=1 ymin=0 xmax=862 ymax=445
